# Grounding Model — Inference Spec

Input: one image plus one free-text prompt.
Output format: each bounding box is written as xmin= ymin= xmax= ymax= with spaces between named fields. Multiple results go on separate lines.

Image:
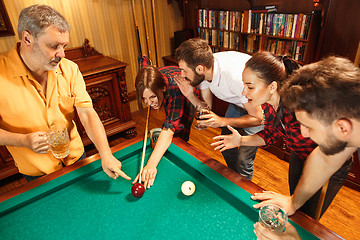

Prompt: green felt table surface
xmin=0 ymin=139 xmax=331 ymax=239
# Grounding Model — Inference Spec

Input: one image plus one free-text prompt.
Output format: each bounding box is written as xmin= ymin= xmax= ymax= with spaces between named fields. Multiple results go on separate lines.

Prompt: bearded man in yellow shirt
xmin=0 ymin=4 xmax=130 ymax=182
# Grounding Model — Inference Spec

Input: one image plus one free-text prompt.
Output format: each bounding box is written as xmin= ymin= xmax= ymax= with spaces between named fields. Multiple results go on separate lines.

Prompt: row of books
xmin=198 ymin=28 xmax=241 ymax=50
xmin=198 ymin=9 xmax=241 ymax=31
xmin=243 ymin=35 xmax=307 ymax=61
xmin=242 ymin=11 xmax=312 ymax=39
xmin=198 ymin=8 xmax=312 ymax=40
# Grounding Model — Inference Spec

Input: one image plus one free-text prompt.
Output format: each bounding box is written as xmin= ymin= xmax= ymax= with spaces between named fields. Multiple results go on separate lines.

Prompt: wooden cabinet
xmin=65 ymin=39 xmax=137 ymax=146
xmin=0 ymin=39 xmax=136 ymax=180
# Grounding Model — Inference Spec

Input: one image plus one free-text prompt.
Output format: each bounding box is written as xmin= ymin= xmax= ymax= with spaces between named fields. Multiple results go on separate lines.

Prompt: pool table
xmin=0 ymin=137 xmax=342 ymax=239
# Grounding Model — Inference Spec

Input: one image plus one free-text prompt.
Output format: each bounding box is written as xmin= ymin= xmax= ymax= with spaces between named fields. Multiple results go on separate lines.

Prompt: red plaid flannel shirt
xmin=257 ymin=103 xmax=317 ymax=160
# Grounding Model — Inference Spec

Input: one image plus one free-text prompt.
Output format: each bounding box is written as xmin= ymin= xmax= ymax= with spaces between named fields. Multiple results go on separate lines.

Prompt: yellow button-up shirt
xmin=0 ymin=44 xmax=93 ymax=176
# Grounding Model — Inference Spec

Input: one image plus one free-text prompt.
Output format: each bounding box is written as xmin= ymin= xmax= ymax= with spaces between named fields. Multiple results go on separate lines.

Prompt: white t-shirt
xmin=200 ymin=51 xmax=251 ymax=108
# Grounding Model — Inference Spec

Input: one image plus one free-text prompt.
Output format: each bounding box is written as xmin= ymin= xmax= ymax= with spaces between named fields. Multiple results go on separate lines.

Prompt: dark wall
xmin=315 ymin=0 xmax=360 ymax=61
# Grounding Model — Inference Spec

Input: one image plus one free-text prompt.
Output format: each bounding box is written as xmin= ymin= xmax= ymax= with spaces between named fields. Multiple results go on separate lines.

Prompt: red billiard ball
xmin=131 ymin=183 xmax=145 ymax=198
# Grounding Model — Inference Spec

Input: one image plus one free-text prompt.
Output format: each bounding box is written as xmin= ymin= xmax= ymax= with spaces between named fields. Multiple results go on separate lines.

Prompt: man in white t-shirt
xmin=174 ymin=38 xmax=263 ymax=180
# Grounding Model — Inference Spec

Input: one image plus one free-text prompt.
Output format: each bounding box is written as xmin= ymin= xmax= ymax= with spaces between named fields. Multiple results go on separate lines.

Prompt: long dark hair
xmin=245 ymin=52 xmax=299 ymax=127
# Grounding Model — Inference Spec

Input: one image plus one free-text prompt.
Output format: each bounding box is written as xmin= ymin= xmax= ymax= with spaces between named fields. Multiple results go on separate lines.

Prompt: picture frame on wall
xmin=0 ymin=0 xmax=14 ymax=37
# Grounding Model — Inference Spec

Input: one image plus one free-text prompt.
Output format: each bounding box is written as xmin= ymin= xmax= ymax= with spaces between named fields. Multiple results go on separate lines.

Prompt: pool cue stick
xmin=141 ymin=0 xmax=152 ymax=57
xmin=139 ymin=106 xmax=151 ymax=183
xmin=131 ymin=0 xmax=143 ymax=56
xmin=150 ymin=0 xmax=159 ymax=67
xmin=314 ymin=180 xmax=329 ymax=221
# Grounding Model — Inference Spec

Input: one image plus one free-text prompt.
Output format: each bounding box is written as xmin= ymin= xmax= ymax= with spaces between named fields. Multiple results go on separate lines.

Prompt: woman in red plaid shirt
xmin=134 ymin=55 xmax=198 ymax=189
xmin=212 ymin=52 xmax=352 ymax=220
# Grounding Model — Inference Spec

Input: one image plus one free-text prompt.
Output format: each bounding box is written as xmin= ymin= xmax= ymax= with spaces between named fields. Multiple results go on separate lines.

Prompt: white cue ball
xmin=181 ymin=181 xmax=196 ymax=196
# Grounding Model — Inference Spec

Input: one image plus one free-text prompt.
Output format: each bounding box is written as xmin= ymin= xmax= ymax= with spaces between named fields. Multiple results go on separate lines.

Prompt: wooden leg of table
xmin=315 ymin=180 xmax=329 ymax=221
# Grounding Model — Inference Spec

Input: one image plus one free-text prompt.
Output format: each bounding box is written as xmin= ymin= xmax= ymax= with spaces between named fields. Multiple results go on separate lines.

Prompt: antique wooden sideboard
xmin=0 ymin=39 xmax=136 ymax=180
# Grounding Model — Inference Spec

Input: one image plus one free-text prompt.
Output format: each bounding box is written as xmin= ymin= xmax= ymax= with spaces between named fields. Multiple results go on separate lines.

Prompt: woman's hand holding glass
xmin=211 ymin=125 xmax=242 ymax=152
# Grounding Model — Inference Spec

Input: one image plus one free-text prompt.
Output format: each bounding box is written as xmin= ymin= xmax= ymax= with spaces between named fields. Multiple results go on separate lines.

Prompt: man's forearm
xmin=0 ymin=128 xmax=28 ymax=147
xmin=291 ymin=146 xmax=355 ymax=210
xmin=221 ymin=115 xmax=263 ymax=128
xmin=78 ymin=108 xmax=112 ymax=158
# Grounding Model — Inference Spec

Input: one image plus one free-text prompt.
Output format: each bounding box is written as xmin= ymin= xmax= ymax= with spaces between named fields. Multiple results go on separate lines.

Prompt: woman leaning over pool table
xmin=134 ymin=55 xmax=198 ymax=189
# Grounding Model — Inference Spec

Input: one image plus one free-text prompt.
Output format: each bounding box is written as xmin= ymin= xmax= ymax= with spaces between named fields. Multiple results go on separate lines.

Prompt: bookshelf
xmin=196 ymin=8 xmax=321 ymax=64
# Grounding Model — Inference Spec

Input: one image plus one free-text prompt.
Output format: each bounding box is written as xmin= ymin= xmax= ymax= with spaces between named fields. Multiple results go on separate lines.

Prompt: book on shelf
xmin=198 ymin=9 xmax=202 ymax=27
xmin=209 ymin=10 xmax=217 ymax=28
xmin=203 ymin=9 xmax=208 ymax=28
xmin=291 ymin=14 xmax=298 ymax=38
xmin=223 ymin=31 xmax=229 ymax=48
xmin=208 ymin=29 xmax=212 ymax=45
xmin=295 ymin=14 xmax=304 ymax=38
xmin=219 ymin=31 xmax=224 ymax=47
xmin=230 ymin=32 xmax=240 ymax=50
xmin=219 ymin=10 xmax=224 ymax=30
xmin=285 ymin=14 xmax=293 ymax=37
xmin=234 ymin=11 xmax=241 ymax=31
xmin=242 ymin=10 xmax=249 ymax=33
xmin=212 ymin=29 xmax=218 ymax=47
xmin=225 ymin=11 xmax=230 ymax=30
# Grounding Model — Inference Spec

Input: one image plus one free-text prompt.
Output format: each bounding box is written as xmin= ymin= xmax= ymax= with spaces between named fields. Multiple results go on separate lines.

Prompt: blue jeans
xmin=288 ymin=152 xmax=353 ymax=219
xmin=221 ymin=104 xmax=264 ymax=180
xmin=22 ymin=152 xmax=87 ymax=182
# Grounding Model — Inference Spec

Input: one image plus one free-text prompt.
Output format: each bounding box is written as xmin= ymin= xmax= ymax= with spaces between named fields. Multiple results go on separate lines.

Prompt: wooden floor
xmin=1 ymin=109 xmax=360 ymax=239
